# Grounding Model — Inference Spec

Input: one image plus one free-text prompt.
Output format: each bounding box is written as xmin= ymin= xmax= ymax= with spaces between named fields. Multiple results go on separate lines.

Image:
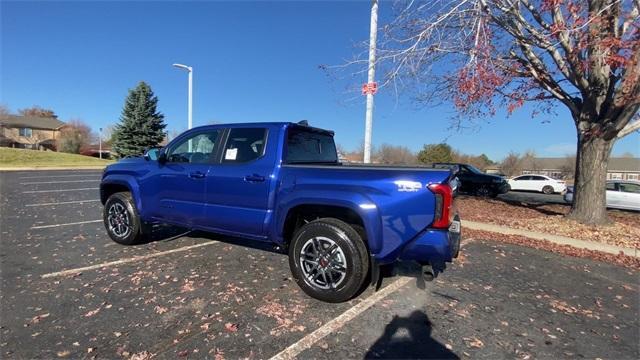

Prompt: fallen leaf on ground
xmin=84 ymin=308 xmax=100 ymax=317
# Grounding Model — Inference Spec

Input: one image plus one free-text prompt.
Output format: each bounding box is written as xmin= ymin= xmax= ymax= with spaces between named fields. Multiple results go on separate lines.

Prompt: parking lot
xmin=1 ymin=169 xmax=638 ymax=359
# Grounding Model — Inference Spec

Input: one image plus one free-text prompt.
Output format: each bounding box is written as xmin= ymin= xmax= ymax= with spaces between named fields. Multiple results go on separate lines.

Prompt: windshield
xmin=286 ymin=127 xmax=338 ymax=164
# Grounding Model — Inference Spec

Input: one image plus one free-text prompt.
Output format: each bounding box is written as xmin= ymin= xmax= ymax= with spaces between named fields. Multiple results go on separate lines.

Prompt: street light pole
xmin=172 ymin=63 xmax=193 ymax=130
xmin=99 ymin=127 xmax=103 ymax=159
xmin=363 ymin=0 xmax=378 ymax=164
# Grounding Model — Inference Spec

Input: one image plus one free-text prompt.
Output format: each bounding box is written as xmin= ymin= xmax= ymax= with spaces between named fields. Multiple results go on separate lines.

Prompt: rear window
xmin=286 ymin=127 xmax=338 ymax=164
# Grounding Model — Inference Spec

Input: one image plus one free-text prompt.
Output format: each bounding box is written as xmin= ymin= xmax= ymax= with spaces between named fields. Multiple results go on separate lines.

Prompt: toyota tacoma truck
xmin=100 ymin=121 xmax=460 ymax=302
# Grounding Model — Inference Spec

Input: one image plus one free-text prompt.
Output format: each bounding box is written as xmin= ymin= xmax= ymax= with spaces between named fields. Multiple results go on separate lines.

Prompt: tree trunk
xmin=567 ymin=130 xmax=614 ymax=225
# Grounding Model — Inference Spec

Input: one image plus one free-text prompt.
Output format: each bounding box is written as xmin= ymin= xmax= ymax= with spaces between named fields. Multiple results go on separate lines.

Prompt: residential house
xmin=0 ymin=115 xmax=66 ymax=150
xmin=486 ymin=157 xmax=640 ymax=181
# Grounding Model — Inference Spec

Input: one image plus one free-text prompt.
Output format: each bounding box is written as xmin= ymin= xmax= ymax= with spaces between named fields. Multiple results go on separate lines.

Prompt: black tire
xmin=475 ymin=185 xmax=491 ymax=197
xmin=542 ymin=185 xmax=554 ymax=195
xmin=289 ymin=218 xmax=369 ymax=303
xmin=103 ymin=192 xmax=145 ymax=245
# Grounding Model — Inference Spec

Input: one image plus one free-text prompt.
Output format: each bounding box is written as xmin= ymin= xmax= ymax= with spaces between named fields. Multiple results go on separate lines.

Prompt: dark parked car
xmin=431 ymin=163 xmax=510 ymax=197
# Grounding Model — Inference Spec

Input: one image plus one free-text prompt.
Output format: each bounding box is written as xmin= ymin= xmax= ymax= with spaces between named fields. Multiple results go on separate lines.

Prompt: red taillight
xmin=428 ymin=183 xmax=453 ymax=229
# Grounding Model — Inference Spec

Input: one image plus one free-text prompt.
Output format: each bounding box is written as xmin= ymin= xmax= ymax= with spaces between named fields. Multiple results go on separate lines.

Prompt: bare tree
xmin=345 ymin=0 xmax=639 ymax=225
xmin=58 ymin=120 xmax=92 ymax=154
xmin=500 ymin=152 xmax=523 ymax=176
xmin=374 ymin=143 xmax=418 ymax=164
xmin=0 ymin=104 xmax=10 ymax=117
xmin=18 ymin=106 xmax=58 ymax=118
xmin=452 ymin=151 xmax=495 ymax=170
xmin=521 ymin=150 xmax=539 ymax=172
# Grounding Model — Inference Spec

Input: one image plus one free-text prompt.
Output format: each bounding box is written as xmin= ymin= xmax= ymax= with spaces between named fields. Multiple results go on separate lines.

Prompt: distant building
xmin=486 ymin=157 xmax=639 ymax=181
xmin=0 ymin=115 xmax=66 ymax=151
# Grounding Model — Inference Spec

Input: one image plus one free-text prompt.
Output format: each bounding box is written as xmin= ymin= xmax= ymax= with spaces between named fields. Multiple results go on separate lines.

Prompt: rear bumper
xmin=397 ymin=216 xmax=461 ymax=265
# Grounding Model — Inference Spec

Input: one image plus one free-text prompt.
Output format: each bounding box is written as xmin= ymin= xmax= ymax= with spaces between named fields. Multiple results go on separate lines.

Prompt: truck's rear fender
xmin=274 ymin=191 xmax=383 ymax=253
xmin=100 ymin=174 xmax=143 ymax=215
xmin=370 ymin=188 xmax=438 ymax=263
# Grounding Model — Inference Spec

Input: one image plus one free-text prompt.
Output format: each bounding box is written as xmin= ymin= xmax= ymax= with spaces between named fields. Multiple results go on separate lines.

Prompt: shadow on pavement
xmin=365 ymin=310 xmax=459 ymax=359
xmin=496 ymin=198 xmax=566 ymax=216
xmin=141 ymin=225 xmax=280 ymax=254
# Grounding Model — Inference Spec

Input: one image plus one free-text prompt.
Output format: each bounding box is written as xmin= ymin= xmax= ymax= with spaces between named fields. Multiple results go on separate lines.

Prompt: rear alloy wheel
xmin=289 ymin=218 xmax=369 ymax=303
xmin=542 ymin=185 xmax=554 ymax=195
xmin=104 ymin=192 xmax=145 ymax=245
xmin=476 ymin=185 xmax=492 ymax=197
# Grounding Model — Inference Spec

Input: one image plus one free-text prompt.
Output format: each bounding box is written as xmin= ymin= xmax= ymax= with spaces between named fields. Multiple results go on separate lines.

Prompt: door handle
xmin=189 ymin=171 xmax=206 ymax=179
xmin=244 ymin=174 xmax=265 ymax=183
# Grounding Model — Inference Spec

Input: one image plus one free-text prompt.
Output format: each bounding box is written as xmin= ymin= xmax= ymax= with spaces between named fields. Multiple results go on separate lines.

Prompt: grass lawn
xmin=0 ymin=147 xmax=114 ymax=168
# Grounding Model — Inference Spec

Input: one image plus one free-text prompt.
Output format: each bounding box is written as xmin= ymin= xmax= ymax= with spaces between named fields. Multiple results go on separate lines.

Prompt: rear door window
xmin=606 ymin=182 xmax=617 ymax=191
xmin=619 ymin=183 xmax=640 ymax=194
xmin=222 ymin=128 xmax=267 ymax=163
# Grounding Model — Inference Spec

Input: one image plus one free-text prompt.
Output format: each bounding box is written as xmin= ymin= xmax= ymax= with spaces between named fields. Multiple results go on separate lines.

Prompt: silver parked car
xmin=564 ymin=180 xmax=640 ymax=211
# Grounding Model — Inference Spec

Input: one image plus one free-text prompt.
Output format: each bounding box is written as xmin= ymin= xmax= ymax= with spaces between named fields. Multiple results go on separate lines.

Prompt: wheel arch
xmin=100 ymin=176 xmax=143 ymax=214
xmin=277 ymin=198 xmax=382 ymax=254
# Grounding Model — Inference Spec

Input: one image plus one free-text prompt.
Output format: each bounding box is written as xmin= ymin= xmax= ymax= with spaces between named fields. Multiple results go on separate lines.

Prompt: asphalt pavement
xmin=0 ymin=170 xmax=638 ymax=359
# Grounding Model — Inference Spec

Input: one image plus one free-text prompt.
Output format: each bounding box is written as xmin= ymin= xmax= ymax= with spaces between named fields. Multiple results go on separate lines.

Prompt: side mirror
xmin=144 ymin=148 xmax=163 ymax=162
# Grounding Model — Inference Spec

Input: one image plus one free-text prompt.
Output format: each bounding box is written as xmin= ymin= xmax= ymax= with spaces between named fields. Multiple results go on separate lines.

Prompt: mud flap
xmin=370 ymin=255 xmax=382 ymax=290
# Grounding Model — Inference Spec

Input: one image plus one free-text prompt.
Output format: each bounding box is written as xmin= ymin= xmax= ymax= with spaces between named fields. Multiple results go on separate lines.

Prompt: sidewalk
xmin=462 ymin=220 xmax=639 ymax=258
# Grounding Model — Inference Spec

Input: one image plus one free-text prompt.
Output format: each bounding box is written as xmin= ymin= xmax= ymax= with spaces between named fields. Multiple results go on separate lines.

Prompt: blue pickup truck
xmin=100 ymin=121 xmax=460 ymax=302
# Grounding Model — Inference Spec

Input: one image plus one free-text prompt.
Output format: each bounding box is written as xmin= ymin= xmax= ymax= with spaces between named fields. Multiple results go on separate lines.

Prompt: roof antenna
xmin=298 ymin=120 xmax=309 ymax=126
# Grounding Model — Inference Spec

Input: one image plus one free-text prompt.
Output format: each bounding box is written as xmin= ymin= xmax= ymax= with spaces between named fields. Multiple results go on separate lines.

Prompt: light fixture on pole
xmin=362 ymin=0 xmax=379 ymax=164
xmin=172 ymin=63 xmax=193 ymax=130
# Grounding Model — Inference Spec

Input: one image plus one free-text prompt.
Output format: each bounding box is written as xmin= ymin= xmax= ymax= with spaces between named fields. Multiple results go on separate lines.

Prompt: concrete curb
xmin=0 ymin=166 xmax=107 ymax=171
xmin=462 ymin=220 xmax=639 ymax=258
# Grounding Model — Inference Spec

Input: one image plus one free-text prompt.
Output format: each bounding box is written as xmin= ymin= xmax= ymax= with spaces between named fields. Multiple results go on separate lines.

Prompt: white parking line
xmin=269 ymin=276 xmax=412 ymax=360
xmin=19 ymin=174 xmax=101 ymax=180
xmin=41 ymin=241 xmax=218 ymax=279
xmin=25 ymin=199 xmax=101 ymax=207
xmin=22 ymin=188 xmax=98 ymax=194
xmin=31 ymin=220 xmax=102 ymax=229
xmin=21 ymin=180 xmax=100 ymax=185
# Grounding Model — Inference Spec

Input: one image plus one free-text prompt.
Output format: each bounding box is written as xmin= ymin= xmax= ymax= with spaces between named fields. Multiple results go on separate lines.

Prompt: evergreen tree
xmin=112 ymin=82 xmax=166 ymax=157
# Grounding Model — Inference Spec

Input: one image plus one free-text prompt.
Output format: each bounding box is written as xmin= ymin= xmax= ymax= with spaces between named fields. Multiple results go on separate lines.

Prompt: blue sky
xmin=1 ymin=0 xmax=638 ymax=161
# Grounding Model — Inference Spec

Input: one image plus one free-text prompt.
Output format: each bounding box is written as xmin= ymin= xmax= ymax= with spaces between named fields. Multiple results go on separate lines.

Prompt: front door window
xmin=166 ymin=131 xmax=220 ymax=164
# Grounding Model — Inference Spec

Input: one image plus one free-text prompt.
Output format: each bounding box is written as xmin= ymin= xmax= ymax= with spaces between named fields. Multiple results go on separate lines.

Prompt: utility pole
xmin=363 ymin=0 xmax=378 ymax=164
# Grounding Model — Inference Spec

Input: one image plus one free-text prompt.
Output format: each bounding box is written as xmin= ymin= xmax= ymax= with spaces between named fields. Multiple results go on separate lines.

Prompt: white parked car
xmin=508 ymin=174 xmax=567 ymax=194
xmin=564 ymin=180 xmax=640 ymax=211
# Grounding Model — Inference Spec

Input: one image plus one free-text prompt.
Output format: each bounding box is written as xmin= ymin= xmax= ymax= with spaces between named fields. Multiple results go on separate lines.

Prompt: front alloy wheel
xmin=107 ymin=202 xmax=132 ymax=239
xmin=103 ymin=192 xmax=144 ymax=245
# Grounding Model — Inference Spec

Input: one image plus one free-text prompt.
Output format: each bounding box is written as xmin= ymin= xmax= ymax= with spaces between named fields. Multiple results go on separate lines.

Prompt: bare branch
xmin=617 ymin=115 xmax=640 ymax=138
